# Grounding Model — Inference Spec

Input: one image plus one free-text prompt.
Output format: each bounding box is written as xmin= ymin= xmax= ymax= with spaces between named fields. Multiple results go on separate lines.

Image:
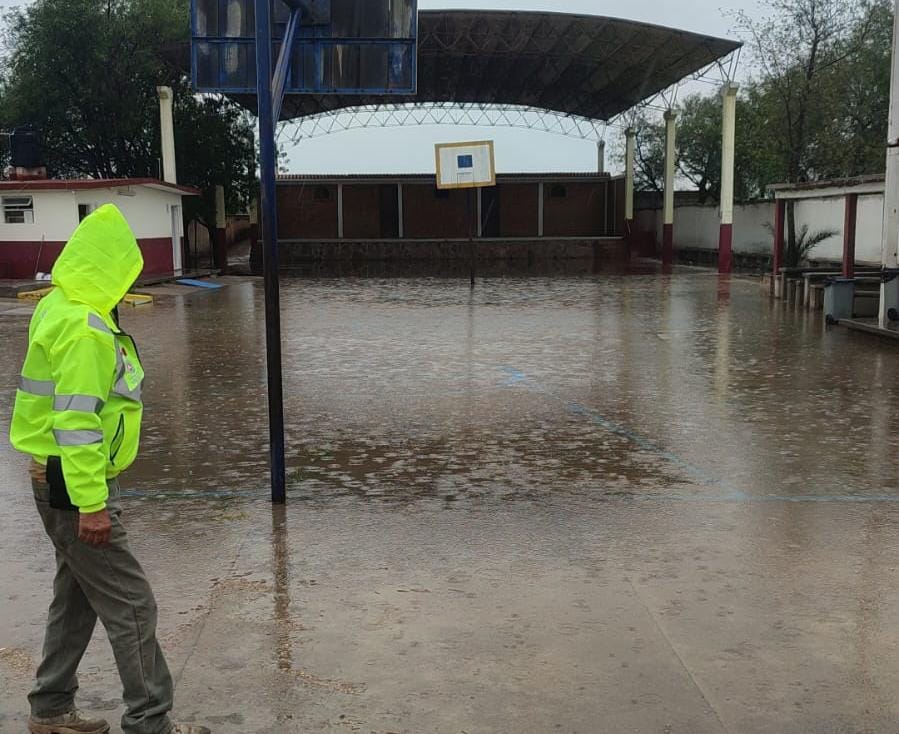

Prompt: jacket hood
xmin=52 ymin=203 xmax=144 ymax=315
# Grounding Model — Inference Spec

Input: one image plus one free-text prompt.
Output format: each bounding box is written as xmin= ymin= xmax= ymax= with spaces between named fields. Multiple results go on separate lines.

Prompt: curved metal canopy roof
xmin=221 ymin=10 xmax=741 ymax=122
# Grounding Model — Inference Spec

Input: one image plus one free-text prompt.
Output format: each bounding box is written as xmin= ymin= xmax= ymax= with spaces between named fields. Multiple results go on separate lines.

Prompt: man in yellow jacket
xmin=10 ymin=205 xmax=208 ymax=734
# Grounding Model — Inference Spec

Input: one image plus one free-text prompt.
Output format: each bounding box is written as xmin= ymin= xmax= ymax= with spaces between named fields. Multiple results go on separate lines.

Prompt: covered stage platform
xmin=181 ymin=9 xmax=742 ymax=270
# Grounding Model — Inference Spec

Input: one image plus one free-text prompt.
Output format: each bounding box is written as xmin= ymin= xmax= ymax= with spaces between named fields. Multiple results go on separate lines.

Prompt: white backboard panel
xmin=435 ymin=141 xmax=496 ymax=190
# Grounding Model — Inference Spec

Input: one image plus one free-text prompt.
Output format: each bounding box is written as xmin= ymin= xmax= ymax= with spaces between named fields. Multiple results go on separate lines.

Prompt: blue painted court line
xmin=500 ymin=367 xmax=899 ymax=504
xmin=501 ymin=368 xmax=529 ymax=387
xmin=176 ymin=279 xmax=223 ymax=289
xmin=114 ymin=488 xmax=899 ymax=505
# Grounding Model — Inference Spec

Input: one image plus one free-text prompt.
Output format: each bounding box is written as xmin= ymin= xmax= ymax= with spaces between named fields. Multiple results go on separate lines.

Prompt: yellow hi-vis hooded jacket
xmin=10 ymin=204 xmax=146 ymax=513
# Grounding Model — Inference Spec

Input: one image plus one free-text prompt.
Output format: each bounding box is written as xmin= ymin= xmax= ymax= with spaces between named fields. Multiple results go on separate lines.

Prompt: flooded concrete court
xmin=1 ymin=269 xmax=898 ymax=733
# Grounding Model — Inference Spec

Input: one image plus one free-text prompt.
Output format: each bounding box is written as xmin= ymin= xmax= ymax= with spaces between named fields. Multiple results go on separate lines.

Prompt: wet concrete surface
xmin=1 ymin=270 xmax=898 ymax=733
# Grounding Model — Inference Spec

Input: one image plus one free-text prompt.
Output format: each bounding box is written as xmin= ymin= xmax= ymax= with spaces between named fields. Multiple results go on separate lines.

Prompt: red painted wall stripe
xmin=0 ymin=238 xmax=174 ymax=280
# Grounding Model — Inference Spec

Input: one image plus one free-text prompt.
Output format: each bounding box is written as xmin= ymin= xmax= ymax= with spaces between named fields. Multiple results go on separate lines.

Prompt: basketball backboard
xmin=192 ymin=0 xmax=418 ymax=95
xmin=435 ymin=141 xmax=496 ymax=190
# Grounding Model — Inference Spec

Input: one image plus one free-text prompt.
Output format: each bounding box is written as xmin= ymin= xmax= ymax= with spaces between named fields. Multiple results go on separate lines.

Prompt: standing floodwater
xmin=1 ymin=272 xmax=898 ymax=733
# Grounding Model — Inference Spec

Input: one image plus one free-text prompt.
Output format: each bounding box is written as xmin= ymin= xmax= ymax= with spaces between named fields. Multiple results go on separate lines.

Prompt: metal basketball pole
xmin=193 ymin=0 xmax=417 ymax=503
xmin=879 ymin=0 xmax=899 ymax=326
xmin=255 ymin=0 xmax=286 ymax=504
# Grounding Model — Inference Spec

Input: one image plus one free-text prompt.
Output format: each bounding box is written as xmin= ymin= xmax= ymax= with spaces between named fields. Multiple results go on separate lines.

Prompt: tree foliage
xmin=0 ymin=0 xmax=255 ymax=236
xmin=633 ymin=95 xmax=761 ymax=203
xmin=632 ymin=0 xmax=892 ymax=205
xmin=735 ymin=0 xmax=889 ymax=184
xmin=174 ymin=86 xmax=256 ymax=238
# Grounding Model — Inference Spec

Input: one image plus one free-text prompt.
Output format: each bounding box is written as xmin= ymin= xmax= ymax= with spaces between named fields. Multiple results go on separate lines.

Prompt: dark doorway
xmin=379 ymin=184 xmax=400 ymax=238
xmin=481 ymin=186 xmax=500 ymax=238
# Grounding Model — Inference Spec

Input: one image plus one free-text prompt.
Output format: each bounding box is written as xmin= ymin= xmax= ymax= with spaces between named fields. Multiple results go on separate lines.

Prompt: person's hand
xmin=29 ymin=460 xmax=47 ymax=484
xmin=79 ymin=509 xmax=112 ymax=546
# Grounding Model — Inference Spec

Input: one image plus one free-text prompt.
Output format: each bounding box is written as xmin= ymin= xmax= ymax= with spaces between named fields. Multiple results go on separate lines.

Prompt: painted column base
xmin=662 ymin=224 xmax=674 ymax=266
xmin=774 ymin=274 xmax=785 ymax=300
xmin=718 ymin=223 xmax=733 ymax=274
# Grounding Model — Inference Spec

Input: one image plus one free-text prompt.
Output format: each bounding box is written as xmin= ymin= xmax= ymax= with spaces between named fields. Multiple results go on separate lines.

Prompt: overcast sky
xmin=0 ymin=0 xmax=765 ymax=175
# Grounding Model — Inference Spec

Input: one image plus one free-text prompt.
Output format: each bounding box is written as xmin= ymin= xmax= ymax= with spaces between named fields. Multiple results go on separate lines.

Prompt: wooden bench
xmin=774 ymin=266 xmax=880 ymax=302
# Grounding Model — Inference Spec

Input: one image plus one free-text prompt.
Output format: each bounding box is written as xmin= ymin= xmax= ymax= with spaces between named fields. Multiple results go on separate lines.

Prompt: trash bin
xmin=824 ymin=277 xmax=855 ymax=324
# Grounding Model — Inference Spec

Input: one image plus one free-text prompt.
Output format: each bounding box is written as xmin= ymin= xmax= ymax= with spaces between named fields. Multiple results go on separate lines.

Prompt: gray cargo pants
xmin=30 ymin=478 xmax=174 ymax=734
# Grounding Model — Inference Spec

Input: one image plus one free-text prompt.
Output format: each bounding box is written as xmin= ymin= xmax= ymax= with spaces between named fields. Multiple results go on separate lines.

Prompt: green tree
xmin=2 ymin=0 xmax=184 ymax=177
xmin=0 ymin=0 xmax=255 ymax=238
xmin=630 ymin=0 xmax=892 ymax=266
xmin=734 ymin=0 xmax=890 ymax=256
xmin=810 ymin=0 xmax=893 ymax=178
xmin=734 ymin=0 xmax=880 ymax=183
xmin=175 ymin=85 xmax=256 ymax=244
xmin=631 ymin=114 xmax=665 ymax=194
xmin=630 ymin=94 xmax=763 ymax=203
xmin=0 ymin=87 xmax=9 ymax=172
xmin=672 ymin=95 xmax=724 ymax=203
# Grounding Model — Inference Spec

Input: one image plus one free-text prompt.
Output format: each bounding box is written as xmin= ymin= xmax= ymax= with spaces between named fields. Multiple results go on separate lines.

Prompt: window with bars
xmin=3 ymin=196 xmax=34 ymax=224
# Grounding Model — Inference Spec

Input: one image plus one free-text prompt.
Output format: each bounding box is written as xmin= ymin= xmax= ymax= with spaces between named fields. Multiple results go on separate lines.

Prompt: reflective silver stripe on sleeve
xmin=87 ymin=313 xmax=113 ymax=335
xmin=53 ymin=394 xmax=104 ymax=413
xmin=18 ymin=376 xmax=55 ymax=396
xmin=115 ymin=349 xmax=125 ymax=379
xmin=113 ymin=377 xmax=142 ymax=402
xmin=53 ymin=429 xmax=104 ymax=447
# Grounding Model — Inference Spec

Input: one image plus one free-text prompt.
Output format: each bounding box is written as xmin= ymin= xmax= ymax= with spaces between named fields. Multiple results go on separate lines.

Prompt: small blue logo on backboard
xmin=457 ymin=155 xmax=473 ymax=169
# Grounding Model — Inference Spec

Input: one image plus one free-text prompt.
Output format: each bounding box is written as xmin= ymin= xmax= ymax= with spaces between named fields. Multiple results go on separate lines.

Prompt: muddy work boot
xmin=28 ymin=709 xmax=109 ymax=734
xmin=171 ymin=725 xmax=212 ymax=734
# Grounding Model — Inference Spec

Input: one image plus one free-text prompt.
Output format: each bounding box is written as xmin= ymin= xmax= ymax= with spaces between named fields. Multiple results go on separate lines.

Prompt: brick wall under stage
xmin=276 ymin=238 xmax=628 ymax=269
xmin=403 ymin=185 xmax=470 ymax=239
xmin=0 ymin=237 xmax=175 ymax=279
xmin=543 ymin=182 xmax=607 ymax=237
xmin=276 ymin=176 xmax=624 ymax=242
xmin=277 ymin=183 xmax=339 ymax=240
xmin=343 ymin=185 xmax=383 ymax=239
xmin=497 ymin=184 xmax=539 ymax=237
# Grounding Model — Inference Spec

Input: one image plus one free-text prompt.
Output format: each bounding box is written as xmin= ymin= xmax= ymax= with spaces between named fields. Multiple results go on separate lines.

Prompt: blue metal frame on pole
xmin=255 ymin=0 xmax=287 ymax=504
xmin=272 ymin=8 xmax=301 ymax=121
xmin=191 ymin=0 xmax=418 ymax=96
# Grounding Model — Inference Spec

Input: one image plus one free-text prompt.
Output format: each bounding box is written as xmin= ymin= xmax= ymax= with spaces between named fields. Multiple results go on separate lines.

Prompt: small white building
xmin=0 ymin=178 xmax=198 ymax=280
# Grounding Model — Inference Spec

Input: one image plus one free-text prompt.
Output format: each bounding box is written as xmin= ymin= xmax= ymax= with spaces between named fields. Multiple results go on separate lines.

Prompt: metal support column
xmin=719 ymin=83 xmax=738 ymax=274
xmin=663 ymin=109 xmax=677 ymax=267
xmin=597 ymin=140 xmax=606 ymax=174
xmin=881 ymin=0 xmax=899 ymax=325
xmin=624 ymin=127 xmax=636 ymax=238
